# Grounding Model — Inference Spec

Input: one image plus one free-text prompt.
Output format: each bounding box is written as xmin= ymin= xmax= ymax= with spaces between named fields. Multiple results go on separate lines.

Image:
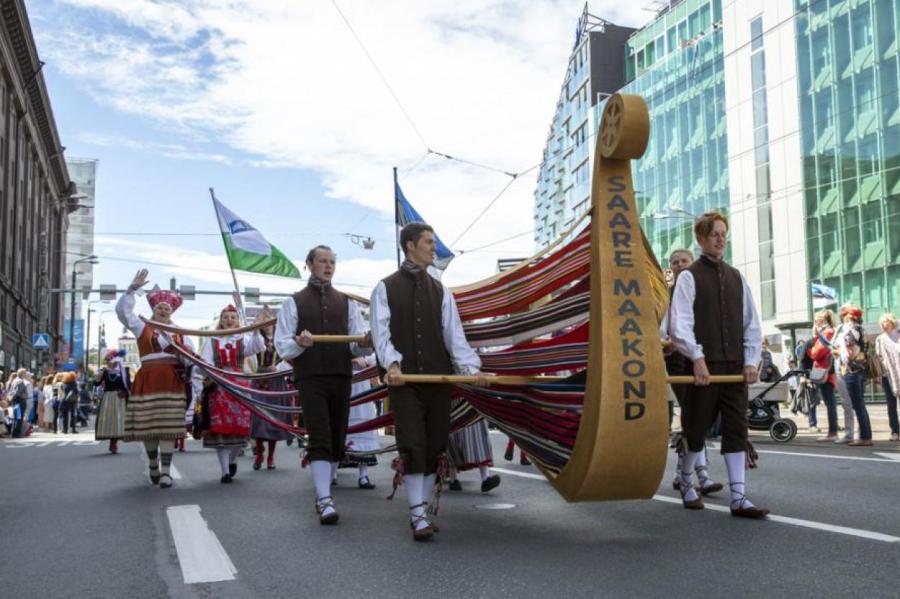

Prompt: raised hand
xmin=130 ymin=269 xmax=150 ymax=291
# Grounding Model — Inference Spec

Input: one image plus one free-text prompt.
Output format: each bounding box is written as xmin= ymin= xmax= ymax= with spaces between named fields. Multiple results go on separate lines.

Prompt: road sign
xmin=99 ymin=284 xmax=117 ymax=300
xmin=32 ymin=333 xmax=51 ymax=349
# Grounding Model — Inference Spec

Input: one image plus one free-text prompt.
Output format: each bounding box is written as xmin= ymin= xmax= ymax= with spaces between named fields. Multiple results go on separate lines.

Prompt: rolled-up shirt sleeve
xmin=274 ymin=297 xmax=303 ymax=360
xmin=441 ymin=286 xmax=481 ymax=375
xmin=370 ymin=281 xmax=403 ymax=369
xmin=741 ymin=275 xmax=762 ymax=368
xmin=669 ymin=271 xmax=703 ymax=362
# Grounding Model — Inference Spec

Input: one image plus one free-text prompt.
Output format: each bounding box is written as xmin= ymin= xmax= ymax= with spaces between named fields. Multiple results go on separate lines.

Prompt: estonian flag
xmin=395 ymin=181 xmax=455 ymax=271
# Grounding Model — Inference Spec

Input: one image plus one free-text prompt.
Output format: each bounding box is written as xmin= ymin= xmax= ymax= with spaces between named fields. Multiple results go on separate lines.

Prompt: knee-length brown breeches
xmin=681 ymin=360 xmax=749 ymax=454
xmin=298 ymin=375 xmax=351 ymax=462
xmin=391 ymin=383 xmax=451 ymax=474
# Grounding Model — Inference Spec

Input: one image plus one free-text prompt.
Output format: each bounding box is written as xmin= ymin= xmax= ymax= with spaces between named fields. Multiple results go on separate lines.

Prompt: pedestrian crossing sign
xmin=32 ymin=333 xmax=50 ymax=350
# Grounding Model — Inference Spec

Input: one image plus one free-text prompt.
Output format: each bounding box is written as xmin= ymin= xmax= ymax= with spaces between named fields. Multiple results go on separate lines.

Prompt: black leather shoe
xmin=358 ymin=476 xmax=376 ymax=489
xmin=503 ymin=448 xmax=513 ymax=461
xmin=481 ymin=474 xmax=501 ymax=493
xmin=229 ymin=463 xmax=237 ymax=477
xmin=448 ymin=479 xmax=462 ymax=491
xmin=220 ymin=474 xmax=233 ymax=484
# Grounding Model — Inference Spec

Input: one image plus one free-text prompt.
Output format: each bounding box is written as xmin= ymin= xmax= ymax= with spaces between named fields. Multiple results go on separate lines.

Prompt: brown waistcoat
xmin=688 ymin=256 xmax=744 ymax=363
xmin=382 ymin=269 xmax=453 ymax=375
xmin=292 ymin=285 xmax=352 ymax=379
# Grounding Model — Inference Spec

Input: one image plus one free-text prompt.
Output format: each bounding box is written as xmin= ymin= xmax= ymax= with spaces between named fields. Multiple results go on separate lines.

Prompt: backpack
xmin=13 ymin=381 xmax=28 ymax=402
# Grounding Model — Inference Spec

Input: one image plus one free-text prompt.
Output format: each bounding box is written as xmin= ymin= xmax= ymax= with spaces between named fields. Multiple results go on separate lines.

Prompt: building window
xmin=750 ymin=16 xmax=763 ymax=50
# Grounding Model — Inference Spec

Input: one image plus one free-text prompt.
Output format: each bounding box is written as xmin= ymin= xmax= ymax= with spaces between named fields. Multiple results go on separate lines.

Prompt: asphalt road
xmin=3 ymin=427 xmax=900 ymax=598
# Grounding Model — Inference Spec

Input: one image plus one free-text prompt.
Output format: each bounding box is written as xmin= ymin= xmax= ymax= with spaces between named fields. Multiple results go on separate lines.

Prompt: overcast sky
xmin=30 ymin=0 xmax=653 ymax=339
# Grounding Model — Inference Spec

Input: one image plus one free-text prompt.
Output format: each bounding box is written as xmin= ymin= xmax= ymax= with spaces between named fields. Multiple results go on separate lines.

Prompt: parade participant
xmin=835 ymin=304 xmax=872 ymax=447
xmin=192 ymin=304 xmax=268 ymax=483
xmin=58 ymin=373 xmax=79 ymax=435
xmin=116 ymin=269 xmax=195 ymax=489
xmin=503 ymin=437 xmax=530 ymax=466
xmin=339 ymin=355 xmax=380 ymax=489
xmin=274 ymin=245 xmax=371 ymax=524
xmin=446 ymin=415 xmax=501 ymax=493
xmin=250 ymin=323 xmax=294 ymax=471
xmin=669 ymin=212 xmax=767 ymax=518
xmin=95 ymin=349 xmax=131 ymax=454
xmin=661 ymin=248 xmax=722 ymax=496
xmin=371 ymin=222 xmax=488 ymax=541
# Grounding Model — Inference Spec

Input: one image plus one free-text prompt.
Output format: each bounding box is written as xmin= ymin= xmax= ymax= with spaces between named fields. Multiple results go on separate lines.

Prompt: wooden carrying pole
xmin=397 ymin=374 xmax=748 ymax=386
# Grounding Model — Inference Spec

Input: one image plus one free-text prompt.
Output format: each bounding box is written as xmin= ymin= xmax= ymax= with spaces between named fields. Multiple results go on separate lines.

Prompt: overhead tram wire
xmin=450 ymin=162 xmax=541 ymax=247
xmin=330 ymin=0 xmax=528 ymax=180
xmin=456 ymin=230 xmax=533 ymax=255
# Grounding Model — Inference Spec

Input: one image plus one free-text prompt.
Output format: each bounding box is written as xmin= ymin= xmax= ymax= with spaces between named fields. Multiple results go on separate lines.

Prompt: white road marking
xmin=873 ymin=452 xmax=900 ymax=462
xmin=492 ymin=467 xmax=546 ymax=480
xmin=755 ymin=449 xmax=900 ymax=463
xmin=493 ymin=466 xmax=900 ymax=544
xmin=166 ymin=505 xmax=237 ymax=584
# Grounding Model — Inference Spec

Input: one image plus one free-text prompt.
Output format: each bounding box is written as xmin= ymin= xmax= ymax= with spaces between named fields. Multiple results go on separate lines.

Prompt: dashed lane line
xmin=166 ymin=505 xmax=237 ymax=584
xmin=492 ymin=467 xmax=900 ymax=544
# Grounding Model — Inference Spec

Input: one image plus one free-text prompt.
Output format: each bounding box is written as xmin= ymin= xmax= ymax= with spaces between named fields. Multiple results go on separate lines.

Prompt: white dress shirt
xmin=669 ymin=268 xmax=762 ymax=367
xmin=273 ymin=293 xmax=370 ymax=361
xmin=369 ymin=280 xmax=481 ymax=375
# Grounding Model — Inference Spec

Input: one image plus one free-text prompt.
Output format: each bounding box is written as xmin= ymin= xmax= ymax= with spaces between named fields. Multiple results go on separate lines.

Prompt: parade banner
xmin=213 ymin=198 xmax=300 ymax=278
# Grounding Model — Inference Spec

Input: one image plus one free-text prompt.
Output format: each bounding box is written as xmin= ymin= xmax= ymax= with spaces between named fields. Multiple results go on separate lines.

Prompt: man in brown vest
xmin=275 ymin=245 xmax=371 ymax=525
xmin=669 ymin=212 xmax=767 ymax=518
xmin=662 ymin=248 xmax=722 ymax=496
xmin=370 ymin=222 xmax=487 ymax=541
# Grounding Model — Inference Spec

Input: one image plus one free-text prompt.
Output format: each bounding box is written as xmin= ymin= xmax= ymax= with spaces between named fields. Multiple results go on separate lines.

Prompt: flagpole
xmin=209 ymin=187 xmax=247 ymax=324
xmin=393 ymin=167 xmax=401 ymax=269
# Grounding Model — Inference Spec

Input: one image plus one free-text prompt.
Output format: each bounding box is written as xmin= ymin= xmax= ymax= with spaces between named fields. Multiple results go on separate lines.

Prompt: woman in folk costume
xmin=116 ymin=269 xmax=195 ymax=489
xmin=95 ymin=349 xmax=131 ymax=454
xmin=192 ymin=304 xmax=268 ymax=483
xmin=446 ymin=411 xmax=501 ymax=493
xmin=250 ymin=323 xmax=294 ymax=470
xmin=338 ymin=354 xmax=379 ymax=489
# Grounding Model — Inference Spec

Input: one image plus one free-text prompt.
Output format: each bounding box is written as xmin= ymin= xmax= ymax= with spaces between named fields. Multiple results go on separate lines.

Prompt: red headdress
xmin=147 ymin=289 xmax=183 ymax=312
xmin=104 ymin=349 xmax=119 ymax=362
xmin=221 ymin=304 xmax=239 ymax=315
xmin=839 ymin=304 xmax=863 ymax=321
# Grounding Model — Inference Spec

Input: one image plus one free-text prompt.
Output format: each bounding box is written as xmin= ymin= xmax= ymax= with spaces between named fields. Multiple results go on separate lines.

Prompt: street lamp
xmin=84 ymin=300 xmax=109 ymax=375
xmin=70 ymin=254 xmax=98 ymax=371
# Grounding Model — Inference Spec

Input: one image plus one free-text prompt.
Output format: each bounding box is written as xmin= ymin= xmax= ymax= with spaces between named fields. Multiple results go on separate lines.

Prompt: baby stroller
xmin=747 ymin=369 xmax=807 ymax=443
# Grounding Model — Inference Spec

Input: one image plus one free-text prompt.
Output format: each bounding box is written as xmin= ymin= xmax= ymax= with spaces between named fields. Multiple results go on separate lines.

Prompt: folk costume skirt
xmin=447 ymin=408 xmax=493 ymax=471
xmin=249 ymin=376 xmax=294 ymax=441
xmin=124 ymin=360 xmax=187 ymax=442
xmin=95 ymin=390 xmax=126 ymax=440
xmin=202 ymin=384 xmax=250 ymax=450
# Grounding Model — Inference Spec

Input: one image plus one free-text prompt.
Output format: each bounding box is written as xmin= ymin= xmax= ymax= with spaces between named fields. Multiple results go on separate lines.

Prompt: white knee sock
xmin=331 ymin=461 xmax=338 ymax=481
xmin=680 ymin=450 xmax=702 ymax=502
xmin=723 ymin=451 xmax=754 ymax=508
xmin=358 ymin=464 xmax=369 ymax=479
xmin=228 ymin=447 xmax=241 ymax=464
xmin=478 ymin=466 xmax=490 ymax=481
xmin=216 ymin=448 xmax=230 ymax=475
xmin=158 ymin=440 xmax=175 ymax=476
xmin=695 ymin=449 xmax=714 ymax=486
xmin=310 ymin=461 xmax=333 ymax=500
xmin=405 ymin=473 xmax=428 ymax=531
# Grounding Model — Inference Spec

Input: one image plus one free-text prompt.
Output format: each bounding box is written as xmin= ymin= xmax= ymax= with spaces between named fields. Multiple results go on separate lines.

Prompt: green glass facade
xmin=604 ymin=0 xmax=729 ymax=264
xmin=796 ymin=0 xmax=900 ymax=317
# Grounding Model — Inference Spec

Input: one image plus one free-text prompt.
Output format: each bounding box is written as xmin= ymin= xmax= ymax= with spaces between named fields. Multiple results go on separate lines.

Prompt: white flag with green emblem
xmin=213 ymin=198 xmax=300 ymax=278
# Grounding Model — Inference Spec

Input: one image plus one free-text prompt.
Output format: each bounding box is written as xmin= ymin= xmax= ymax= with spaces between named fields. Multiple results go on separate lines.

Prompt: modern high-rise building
xmin=534 ymin=0 xmax=899 ymax=338
xmin=65 ymin=157 xmax=98 ymax=349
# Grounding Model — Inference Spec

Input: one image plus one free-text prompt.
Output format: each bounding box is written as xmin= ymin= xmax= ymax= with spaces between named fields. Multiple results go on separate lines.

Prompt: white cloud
xmin=38 ymin=0 xmax=655 ymax=285
xmin=79 ymin=131 xmax=233 ymax=163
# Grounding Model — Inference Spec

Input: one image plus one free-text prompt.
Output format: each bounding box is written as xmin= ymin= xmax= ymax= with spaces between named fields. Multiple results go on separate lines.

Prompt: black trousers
xmin=298 ymin=375 xmax=351 ymax=462
xmin=682 ymin=360 xmax=748 ymax=453
xmin=391 ymin=383 xmax=451 ymax=474
xmin=58 ymin=402 xmax=77 ymax=433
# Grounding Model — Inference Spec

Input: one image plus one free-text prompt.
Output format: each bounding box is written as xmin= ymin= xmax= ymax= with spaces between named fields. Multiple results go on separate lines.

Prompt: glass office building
xmin=795 ymin=0 xmax=900 ymax=319
xmin=535 ymin=0 xmax=899 ymax=330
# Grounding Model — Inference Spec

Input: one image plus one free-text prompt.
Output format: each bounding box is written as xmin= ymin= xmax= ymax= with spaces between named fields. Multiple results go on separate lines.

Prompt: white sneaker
xmin=890 ymin=433 xmax=899 ymax=442
xmin=834 ymin=437 xmax=852 ymax=444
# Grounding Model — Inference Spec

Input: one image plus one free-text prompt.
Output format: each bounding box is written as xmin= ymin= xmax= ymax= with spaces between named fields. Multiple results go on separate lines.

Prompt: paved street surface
xmin=3 ymin=423 xmax=900 ymax=599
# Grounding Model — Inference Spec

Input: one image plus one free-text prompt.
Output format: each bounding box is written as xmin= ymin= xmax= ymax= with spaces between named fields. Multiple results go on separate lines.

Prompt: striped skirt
xmin=95 ymin=390 xmax=126 ymax=440
xmin=447 ymin=414 xmax=494 ymax=471
xmin=124 ymin=361 xmax=187 ymax=442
